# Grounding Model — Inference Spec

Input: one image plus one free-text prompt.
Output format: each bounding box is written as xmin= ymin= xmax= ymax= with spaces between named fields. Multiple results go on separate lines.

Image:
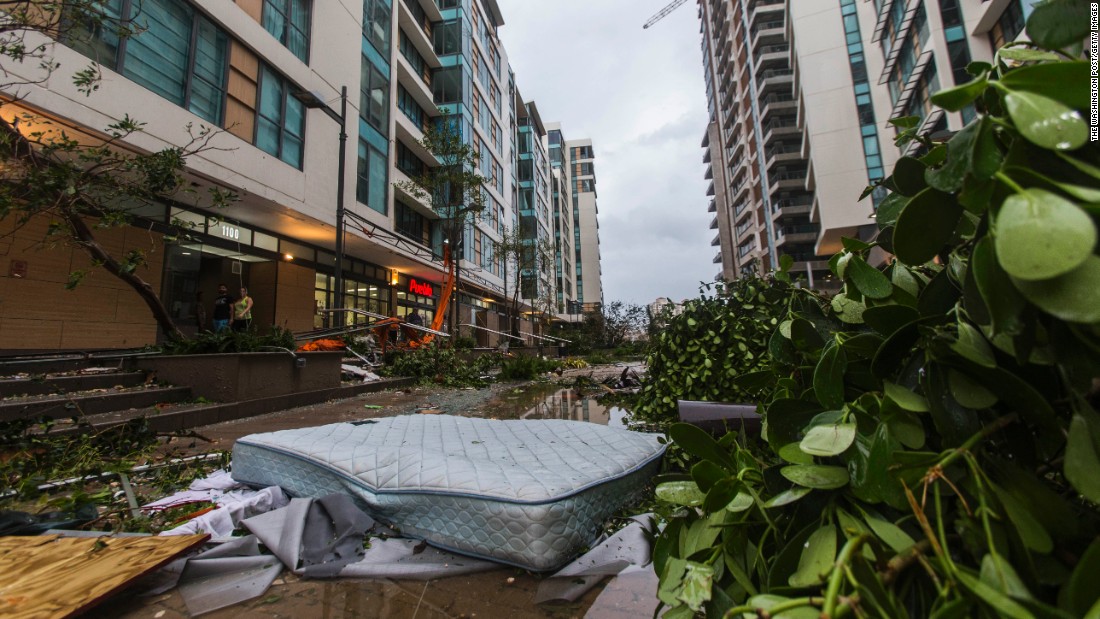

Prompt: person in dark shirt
xmin=211 ymin=284 xmax=235 ymax=332
xmin=408 ymin=309 xmax=424 ymax=326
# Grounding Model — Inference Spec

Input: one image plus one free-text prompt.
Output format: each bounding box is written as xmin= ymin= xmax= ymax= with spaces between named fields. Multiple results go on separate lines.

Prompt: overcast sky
xmin=497 ymin=0 xmax=715 ymax=306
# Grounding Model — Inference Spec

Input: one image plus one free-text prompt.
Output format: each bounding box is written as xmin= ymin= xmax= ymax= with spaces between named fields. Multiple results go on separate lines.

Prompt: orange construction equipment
xmin=375 ymin=244 xmax=456 ymax=353
xmin=295 ymin=246 xmax=455 ymax=355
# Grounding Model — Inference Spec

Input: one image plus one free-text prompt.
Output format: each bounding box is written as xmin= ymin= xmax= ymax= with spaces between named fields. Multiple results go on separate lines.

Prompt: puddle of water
xmin=477 ymin=384 xmax=632 ymax=427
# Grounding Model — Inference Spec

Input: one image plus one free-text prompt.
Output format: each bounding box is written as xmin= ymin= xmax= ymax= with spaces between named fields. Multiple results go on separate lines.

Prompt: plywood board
xmin=0 ymin=533 xmax=208 ymax=619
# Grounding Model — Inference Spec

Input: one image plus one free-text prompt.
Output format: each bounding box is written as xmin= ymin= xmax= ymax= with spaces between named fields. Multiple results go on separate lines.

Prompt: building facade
xmin=697 ymin=0 xmax=1033 ymax=287
xmin=567 ymin=139 xmax=604 ymax=311
xmin=0 ymin=0 xmax=585 ymax=350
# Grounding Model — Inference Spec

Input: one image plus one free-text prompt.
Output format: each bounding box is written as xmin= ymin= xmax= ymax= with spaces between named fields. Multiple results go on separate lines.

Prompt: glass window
xmin=67 ymin=0 xmax=228 ymax=126
xmin=66 ymin=0 xmax=124 ymax=68
xmin=433 ymin=19 xmax=462 ymax=56
xmin=396 ymin=140 xmax=429 ymax=177
xmin=363 ymin=0 xmax=391 ymax=55
xmin=396 ymin=201 xmax=431 ymax=245
xmin=356 ymin=139 xmax=388 ymax=214
xmin=397 ymin=83 xmax=428 ymax=130
xmin=359 ymin=55 xmax=389 ymax=133
xmin=256 ymin=64 xmax=305 ymax=167
xmin=433 ymin=66 xmax=464 ymax=104
xmin=263 ymin=0 xmax=310 ymax=61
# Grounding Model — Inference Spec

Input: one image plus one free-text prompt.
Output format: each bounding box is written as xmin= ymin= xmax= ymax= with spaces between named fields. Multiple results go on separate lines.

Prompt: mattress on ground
xmin=231 ymin=414 xmax=664 ymax=571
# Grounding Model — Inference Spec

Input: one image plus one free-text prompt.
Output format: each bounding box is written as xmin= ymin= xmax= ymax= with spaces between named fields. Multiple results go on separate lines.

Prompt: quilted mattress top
xmin=234 ymin=415 xmax=665 ymax=504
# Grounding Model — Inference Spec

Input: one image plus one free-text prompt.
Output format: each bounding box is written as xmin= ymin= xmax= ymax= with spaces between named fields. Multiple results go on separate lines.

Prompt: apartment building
xmin=546 ymin=123 xmax=578 ymax=317
xmin=697 ymin=0 xmax=1032 ymax=287
xmin=0 ymin=0 xmax=568 ymax=350
xmin=568 ymin=139 xmax=604 ymax=311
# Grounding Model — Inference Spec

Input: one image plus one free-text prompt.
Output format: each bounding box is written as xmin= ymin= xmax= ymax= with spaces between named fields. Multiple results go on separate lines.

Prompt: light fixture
xmin=284 ymin=253 xmax=294 ymax=261
xmin=391 ymin=271 xmax=400 ymax=286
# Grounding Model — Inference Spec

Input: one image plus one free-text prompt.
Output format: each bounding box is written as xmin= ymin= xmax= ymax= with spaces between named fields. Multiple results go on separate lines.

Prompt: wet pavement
xmin=97 ymin=364 xmax=661 ymax=619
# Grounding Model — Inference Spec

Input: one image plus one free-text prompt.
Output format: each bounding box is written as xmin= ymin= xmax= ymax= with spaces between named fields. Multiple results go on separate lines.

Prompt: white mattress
xmin=230 ymin=415 xmax=664 ymax=571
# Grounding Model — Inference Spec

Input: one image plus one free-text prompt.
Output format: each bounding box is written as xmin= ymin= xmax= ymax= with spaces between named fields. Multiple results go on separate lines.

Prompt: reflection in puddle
xmin=482 ymin=386 xmax=630 ymax=427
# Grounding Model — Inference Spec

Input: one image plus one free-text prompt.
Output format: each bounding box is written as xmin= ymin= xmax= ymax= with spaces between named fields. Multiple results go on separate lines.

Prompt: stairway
xmin=0 ymin=352 xmax=415 ymax=435
xmin=0 ymin=360 xmax=196 ymax=430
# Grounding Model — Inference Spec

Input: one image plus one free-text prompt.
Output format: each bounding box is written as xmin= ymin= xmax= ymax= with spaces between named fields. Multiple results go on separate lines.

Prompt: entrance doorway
xmin=163 ymin=243 xmax=275 ymax=337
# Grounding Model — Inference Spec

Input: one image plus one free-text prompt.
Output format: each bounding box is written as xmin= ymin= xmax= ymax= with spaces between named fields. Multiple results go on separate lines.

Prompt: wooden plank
xmin=0 ymin=533 xmax=209 ymax=619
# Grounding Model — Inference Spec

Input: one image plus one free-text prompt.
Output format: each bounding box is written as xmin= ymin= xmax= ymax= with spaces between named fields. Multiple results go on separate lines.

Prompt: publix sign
xmin=408 ymin=278 xmax=434 ymax=297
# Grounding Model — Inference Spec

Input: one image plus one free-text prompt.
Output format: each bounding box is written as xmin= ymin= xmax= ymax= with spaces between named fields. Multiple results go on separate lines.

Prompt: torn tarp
xmin=243 ymin=496 xmax=498 ymax=580
xmin=535 ymin=514 xmax=656 ymax=604
xmin=146 ymin=470 xmax=288 ymax=539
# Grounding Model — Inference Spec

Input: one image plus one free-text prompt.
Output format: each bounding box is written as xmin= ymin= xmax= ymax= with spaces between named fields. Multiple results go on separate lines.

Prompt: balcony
xmin=737 ymin=241 xmax=758 ymax=259
xmin=711 ymin=234 xmax=721 ymax=247
xmin=765 ymin=143 xmax=802 ymax=168
xmin=749 ymin=0 xmax=785 ymax=26
xmin=769 ymin=170 xmax=808 ymax=193
xmin=761 ymin=118 xmax=800 ymax=144
xmin=756 ymin=43 xmax=790 ymax=66
xmin=774 ymin=224 xmax=820 ymax=247
xmin=734 ymin=200 xmax=752 ymax=224
xmin=706 ymin=181 xmax=716 ymax=197
xmin=751 ymin=19 xmax=785 ymax=50
xmin=757 ymin=68 xmax=794 ymax=96
xmin=771 ymin=198 xmax=813 ymax=219
xmin=714 ymin=252 xmax=724 ymax=264
xmin=708 ymin=199 xmax=717 ymax=213
xmin=730 ymin=174 xmax=751 ymax=202
xmin=710 ymin=216 xmax=719 ymax=230
xmin=735 ymin=222 xmax=755 ymax=242
xmin=760 ymin=92 xmax=796 ymax=122
xmin=398 ymin=2 xmax=441 ymax=69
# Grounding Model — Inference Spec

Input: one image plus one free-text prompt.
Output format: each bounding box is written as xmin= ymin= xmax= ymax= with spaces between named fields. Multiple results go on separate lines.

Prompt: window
xmin=68 ymin=0 xmax=229 ymax=126
xmin=256 ymin=65 xmax=304 ymax=167
xmin=399 ymin=30 xmax=430 ymax=85
xmin=397 ymin=84 xmax=428 ymax=130
xmin=477 ymin=53 xmax=491 ymax=89
xmin=989 ymin=1 xmax=1025 ymax=49
xmin=359 ymin=56 xmax=389 ymax=133
xmin=356 ymin=139 xmax=388 ymax=214
xmin=433 ymin=66 xmax=463 ymax=104
xmin=363 ymin=0 xmax=391 ymax=55
xmin=492 ymin=85 xmax=502 ymax=114
xmin=433 ymin=19 xmax=462 ymax=56
xmin=263 ymin=0 xmax=310 ymax=61
xmin=397 ymin=140 xmax=429 ymax=177
xmin=396 ymin=202 xmax=431 ymax=245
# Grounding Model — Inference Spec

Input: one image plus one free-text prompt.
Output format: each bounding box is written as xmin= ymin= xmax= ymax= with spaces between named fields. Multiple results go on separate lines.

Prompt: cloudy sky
xmin=496 ymin=0 xmax=715 ymax=306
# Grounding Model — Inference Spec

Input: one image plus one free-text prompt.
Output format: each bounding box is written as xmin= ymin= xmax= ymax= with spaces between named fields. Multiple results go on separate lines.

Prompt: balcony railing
xmin=758 ymin=70 xmax=794 ymax=93
xmin=759 ymin=43 xmax=790 ymax=55
xmin=771 ymin=171 xmax=808 ymax=184
xmin=772 ymin=198 xmax=813 ymax=213
xmin=754 ymin=20 xmax=785 ymax=32
xmin=762 ymin=119 xmax=798 ymax=135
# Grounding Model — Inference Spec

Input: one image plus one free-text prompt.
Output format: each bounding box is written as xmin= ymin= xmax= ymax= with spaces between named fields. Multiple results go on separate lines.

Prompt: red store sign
xmin=408 ymin=278 xmax=434 ymax=297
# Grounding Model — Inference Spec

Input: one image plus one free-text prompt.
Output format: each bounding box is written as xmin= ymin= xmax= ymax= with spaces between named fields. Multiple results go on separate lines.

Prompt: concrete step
xmin=0 ymin=371 xmax=147 ymax=398
xmin=73 ymin=377 xmax=416 ymax=434
xmin=0 ymin=385 xmax=193 ymax=422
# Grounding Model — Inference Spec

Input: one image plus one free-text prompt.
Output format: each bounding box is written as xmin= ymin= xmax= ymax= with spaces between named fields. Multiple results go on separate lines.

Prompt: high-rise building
xmin=697 ymin=0 xmax=1033 ymax=287
xmin=0 ymin=0 xmax=582 ymax=350
xmin=546 ymin=123 xmax=579 ymax=317
xmin=568 ymin=139 xmax=604 ymax=311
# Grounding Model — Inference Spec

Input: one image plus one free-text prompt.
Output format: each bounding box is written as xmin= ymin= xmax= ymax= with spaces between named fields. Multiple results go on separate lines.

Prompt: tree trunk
xmin=65 ymin=211 xmax=183 ymax=341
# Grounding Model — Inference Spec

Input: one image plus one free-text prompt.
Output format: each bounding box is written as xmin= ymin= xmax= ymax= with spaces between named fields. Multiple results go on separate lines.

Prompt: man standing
xmin=212 ymin=284 xmax=234 ymax=332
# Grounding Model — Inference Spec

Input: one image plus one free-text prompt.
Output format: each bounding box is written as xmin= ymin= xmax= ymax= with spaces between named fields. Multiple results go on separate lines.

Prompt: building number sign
xmin=220 ymin=224 xmax=240 ymax=240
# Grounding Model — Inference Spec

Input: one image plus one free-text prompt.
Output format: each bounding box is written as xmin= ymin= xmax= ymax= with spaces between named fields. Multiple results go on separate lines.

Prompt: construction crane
xmin=643 ymin=0 xmax=689 ymax=29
